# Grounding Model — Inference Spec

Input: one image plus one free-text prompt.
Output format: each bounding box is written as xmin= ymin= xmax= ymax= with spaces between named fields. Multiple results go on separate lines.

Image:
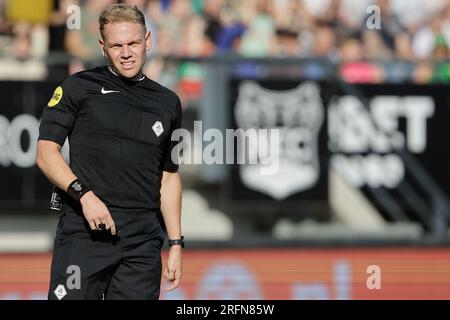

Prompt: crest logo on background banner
xmin=234 ymin=81 xmax=324 ymax=200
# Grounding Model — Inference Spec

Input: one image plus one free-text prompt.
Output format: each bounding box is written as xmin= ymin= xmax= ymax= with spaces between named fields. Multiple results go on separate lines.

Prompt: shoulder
xmin=145 ymin=78 xmax=180 ymax=105
xmin=145 ymin=78 xmax=182 ymax=115
xmin=59 ymin=70 xmax=90 ymax=90
xmin=66 ymin=66 xmax=106 ymax=84
xmin=59 ymin=67 xmax=106 ymax=96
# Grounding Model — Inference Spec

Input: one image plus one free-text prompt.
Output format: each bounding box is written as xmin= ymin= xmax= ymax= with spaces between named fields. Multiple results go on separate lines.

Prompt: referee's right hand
xmin=80 ymin=191 xmax=117 ymax=235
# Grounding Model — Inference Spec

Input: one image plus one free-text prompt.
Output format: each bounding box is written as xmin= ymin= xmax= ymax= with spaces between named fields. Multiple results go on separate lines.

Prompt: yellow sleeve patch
xmin=48 ymin=86 xmax=63 ymax=107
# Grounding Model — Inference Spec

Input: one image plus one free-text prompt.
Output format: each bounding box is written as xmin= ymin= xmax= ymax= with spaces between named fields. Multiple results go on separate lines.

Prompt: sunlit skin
xmin=99 ymin=21 xmax=151 ymax=80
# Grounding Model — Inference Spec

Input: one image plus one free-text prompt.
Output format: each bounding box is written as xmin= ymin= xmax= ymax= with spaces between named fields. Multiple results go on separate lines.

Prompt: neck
xmin=108 ymin=66 xmax=145 ymax=82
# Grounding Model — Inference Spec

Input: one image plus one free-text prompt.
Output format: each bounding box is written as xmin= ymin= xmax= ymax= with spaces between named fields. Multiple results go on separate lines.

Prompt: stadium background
xmin=1 ymin=0 xmax=450 ymax=300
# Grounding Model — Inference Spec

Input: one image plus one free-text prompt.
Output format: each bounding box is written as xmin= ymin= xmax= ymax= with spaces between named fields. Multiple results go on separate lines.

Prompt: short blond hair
xmin=99 ymin=4 xmax=146 ymax=39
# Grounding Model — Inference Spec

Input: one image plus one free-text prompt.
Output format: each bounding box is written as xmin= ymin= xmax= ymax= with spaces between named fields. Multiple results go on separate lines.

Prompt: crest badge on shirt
xmin=54 ymin=284 xmax=67 ymax=300
xmin=152 ymin=121 xmax=164 ymax=137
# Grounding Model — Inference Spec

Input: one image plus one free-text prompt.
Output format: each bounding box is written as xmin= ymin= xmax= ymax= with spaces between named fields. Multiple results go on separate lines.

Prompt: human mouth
xmin=121 ymin=61 xmax=135 ymax=70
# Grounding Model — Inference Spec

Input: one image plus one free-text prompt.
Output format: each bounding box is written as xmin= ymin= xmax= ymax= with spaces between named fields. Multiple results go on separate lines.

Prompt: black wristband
xmin=168 ymin=236 xmax=184 ymax=248
xmin=66 ymin=179 xmax=91 ymax=201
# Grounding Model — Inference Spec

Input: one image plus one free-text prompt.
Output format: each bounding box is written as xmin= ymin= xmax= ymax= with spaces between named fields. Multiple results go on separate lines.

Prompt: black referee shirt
xmin=39 ymin=66 xmax=182 ymax=210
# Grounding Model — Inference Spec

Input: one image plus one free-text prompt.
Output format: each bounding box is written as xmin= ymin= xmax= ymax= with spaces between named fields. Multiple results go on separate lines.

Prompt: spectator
xmin=48 ymin=0 xmax=78 ymax=81
xmin=142 ymin=0 xmax=164 ymax=56
xmin=339 ymin=37 xmax=364 ymax=62
xmin=362 ymin=0 xmax=410 ymax=60
xmin=391 ymin=0 xmax=447 ymax=34
xmin=339 ymin=37 xmax=385 ymax=83
xmin=437 ymin=2 xmax=450 ymax=53
xmin=1 ymin=0 xmax=450 ymax=84
xmin=273 ymin=28 xmax=300 ymax=57
xmin=312 ymin=22 xmax=338 ymax=59
xmin=0 ymin=22 xmax=47 ymax=80
xmin=215 ymin=5 xmax=246 ymax=52
xmin=0 ymin=0 xmax=8 ymax=34
xmin=65 ymin=0 xmax=113 ymax=65
xmin=412 ymin=15 xmax=444 ymax=60
xmin=338 ymin=0 xmax=374 ymax=36
xmin=180 ymin=15 xmax=215 ymax=56
xmin=238 ymin=0 xmax=277 ymax=57
xmin=158 ymin=0 xmax=193 ymax=55
xmin=202 ymin=0 xmax=224 ymax=46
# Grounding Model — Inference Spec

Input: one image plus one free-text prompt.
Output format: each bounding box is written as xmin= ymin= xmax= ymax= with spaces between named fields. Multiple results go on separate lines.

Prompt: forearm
xmin=36 ymin=140 xmax=77 ymax=191
xmin=160 ymin=171 xmax=182 ymax=239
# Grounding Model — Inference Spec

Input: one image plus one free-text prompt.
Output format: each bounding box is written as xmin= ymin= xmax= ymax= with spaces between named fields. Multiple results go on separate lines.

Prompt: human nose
xmin=121 ymin=45 xmax=132 ymax=58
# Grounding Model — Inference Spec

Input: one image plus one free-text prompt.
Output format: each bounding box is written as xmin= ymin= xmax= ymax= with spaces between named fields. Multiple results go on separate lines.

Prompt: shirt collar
xmin=108 ymin=66 xmax=145 ymax=82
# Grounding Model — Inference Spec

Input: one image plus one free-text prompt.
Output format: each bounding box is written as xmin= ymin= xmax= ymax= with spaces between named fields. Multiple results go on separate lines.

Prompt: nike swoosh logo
xmin=101 ymin=87 xmax=120 ymax=94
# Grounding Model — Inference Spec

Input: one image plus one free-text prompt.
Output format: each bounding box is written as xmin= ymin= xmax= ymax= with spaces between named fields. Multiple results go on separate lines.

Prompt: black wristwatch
xmin=168 ymin=236 xmax=184 ymax=248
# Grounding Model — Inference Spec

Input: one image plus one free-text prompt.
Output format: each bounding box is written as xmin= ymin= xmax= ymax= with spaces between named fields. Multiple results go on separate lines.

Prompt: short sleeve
xmin=38 ymin=75 xmax=84 ymax=146
xmin=161 ymin=97 xmax=182 ymax=172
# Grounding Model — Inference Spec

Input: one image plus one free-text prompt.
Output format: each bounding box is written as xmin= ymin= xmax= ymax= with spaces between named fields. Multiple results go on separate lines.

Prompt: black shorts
xmin=47 ymin=203 xmax=165 ymax=300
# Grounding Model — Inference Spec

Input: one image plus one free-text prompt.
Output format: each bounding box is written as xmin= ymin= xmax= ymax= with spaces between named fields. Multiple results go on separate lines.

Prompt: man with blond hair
xmin=36 ymin=4 xmax=183 ymax=300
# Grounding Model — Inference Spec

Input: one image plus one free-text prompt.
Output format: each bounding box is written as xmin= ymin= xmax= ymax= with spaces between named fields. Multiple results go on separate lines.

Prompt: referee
xmin=36 ymin=4 xmax=183 ymax=300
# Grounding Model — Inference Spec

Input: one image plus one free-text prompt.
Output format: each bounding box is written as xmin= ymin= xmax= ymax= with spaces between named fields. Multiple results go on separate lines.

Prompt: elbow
xmin=36 ymin=157 xmax=44 ymax=172
xmin=35 ymin=140 xmax=63 ymax=181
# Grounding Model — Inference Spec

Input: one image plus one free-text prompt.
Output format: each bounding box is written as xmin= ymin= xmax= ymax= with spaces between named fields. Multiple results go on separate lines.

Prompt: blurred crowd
xmin=1 ymin=0 xmax=450 ymax=85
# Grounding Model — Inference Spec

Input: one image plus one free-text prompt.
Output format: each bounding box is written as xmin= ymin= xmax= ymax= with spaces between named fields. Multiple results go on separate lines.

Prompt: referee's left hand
xmin=163 ymin=246 xmax=182 ymax=291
